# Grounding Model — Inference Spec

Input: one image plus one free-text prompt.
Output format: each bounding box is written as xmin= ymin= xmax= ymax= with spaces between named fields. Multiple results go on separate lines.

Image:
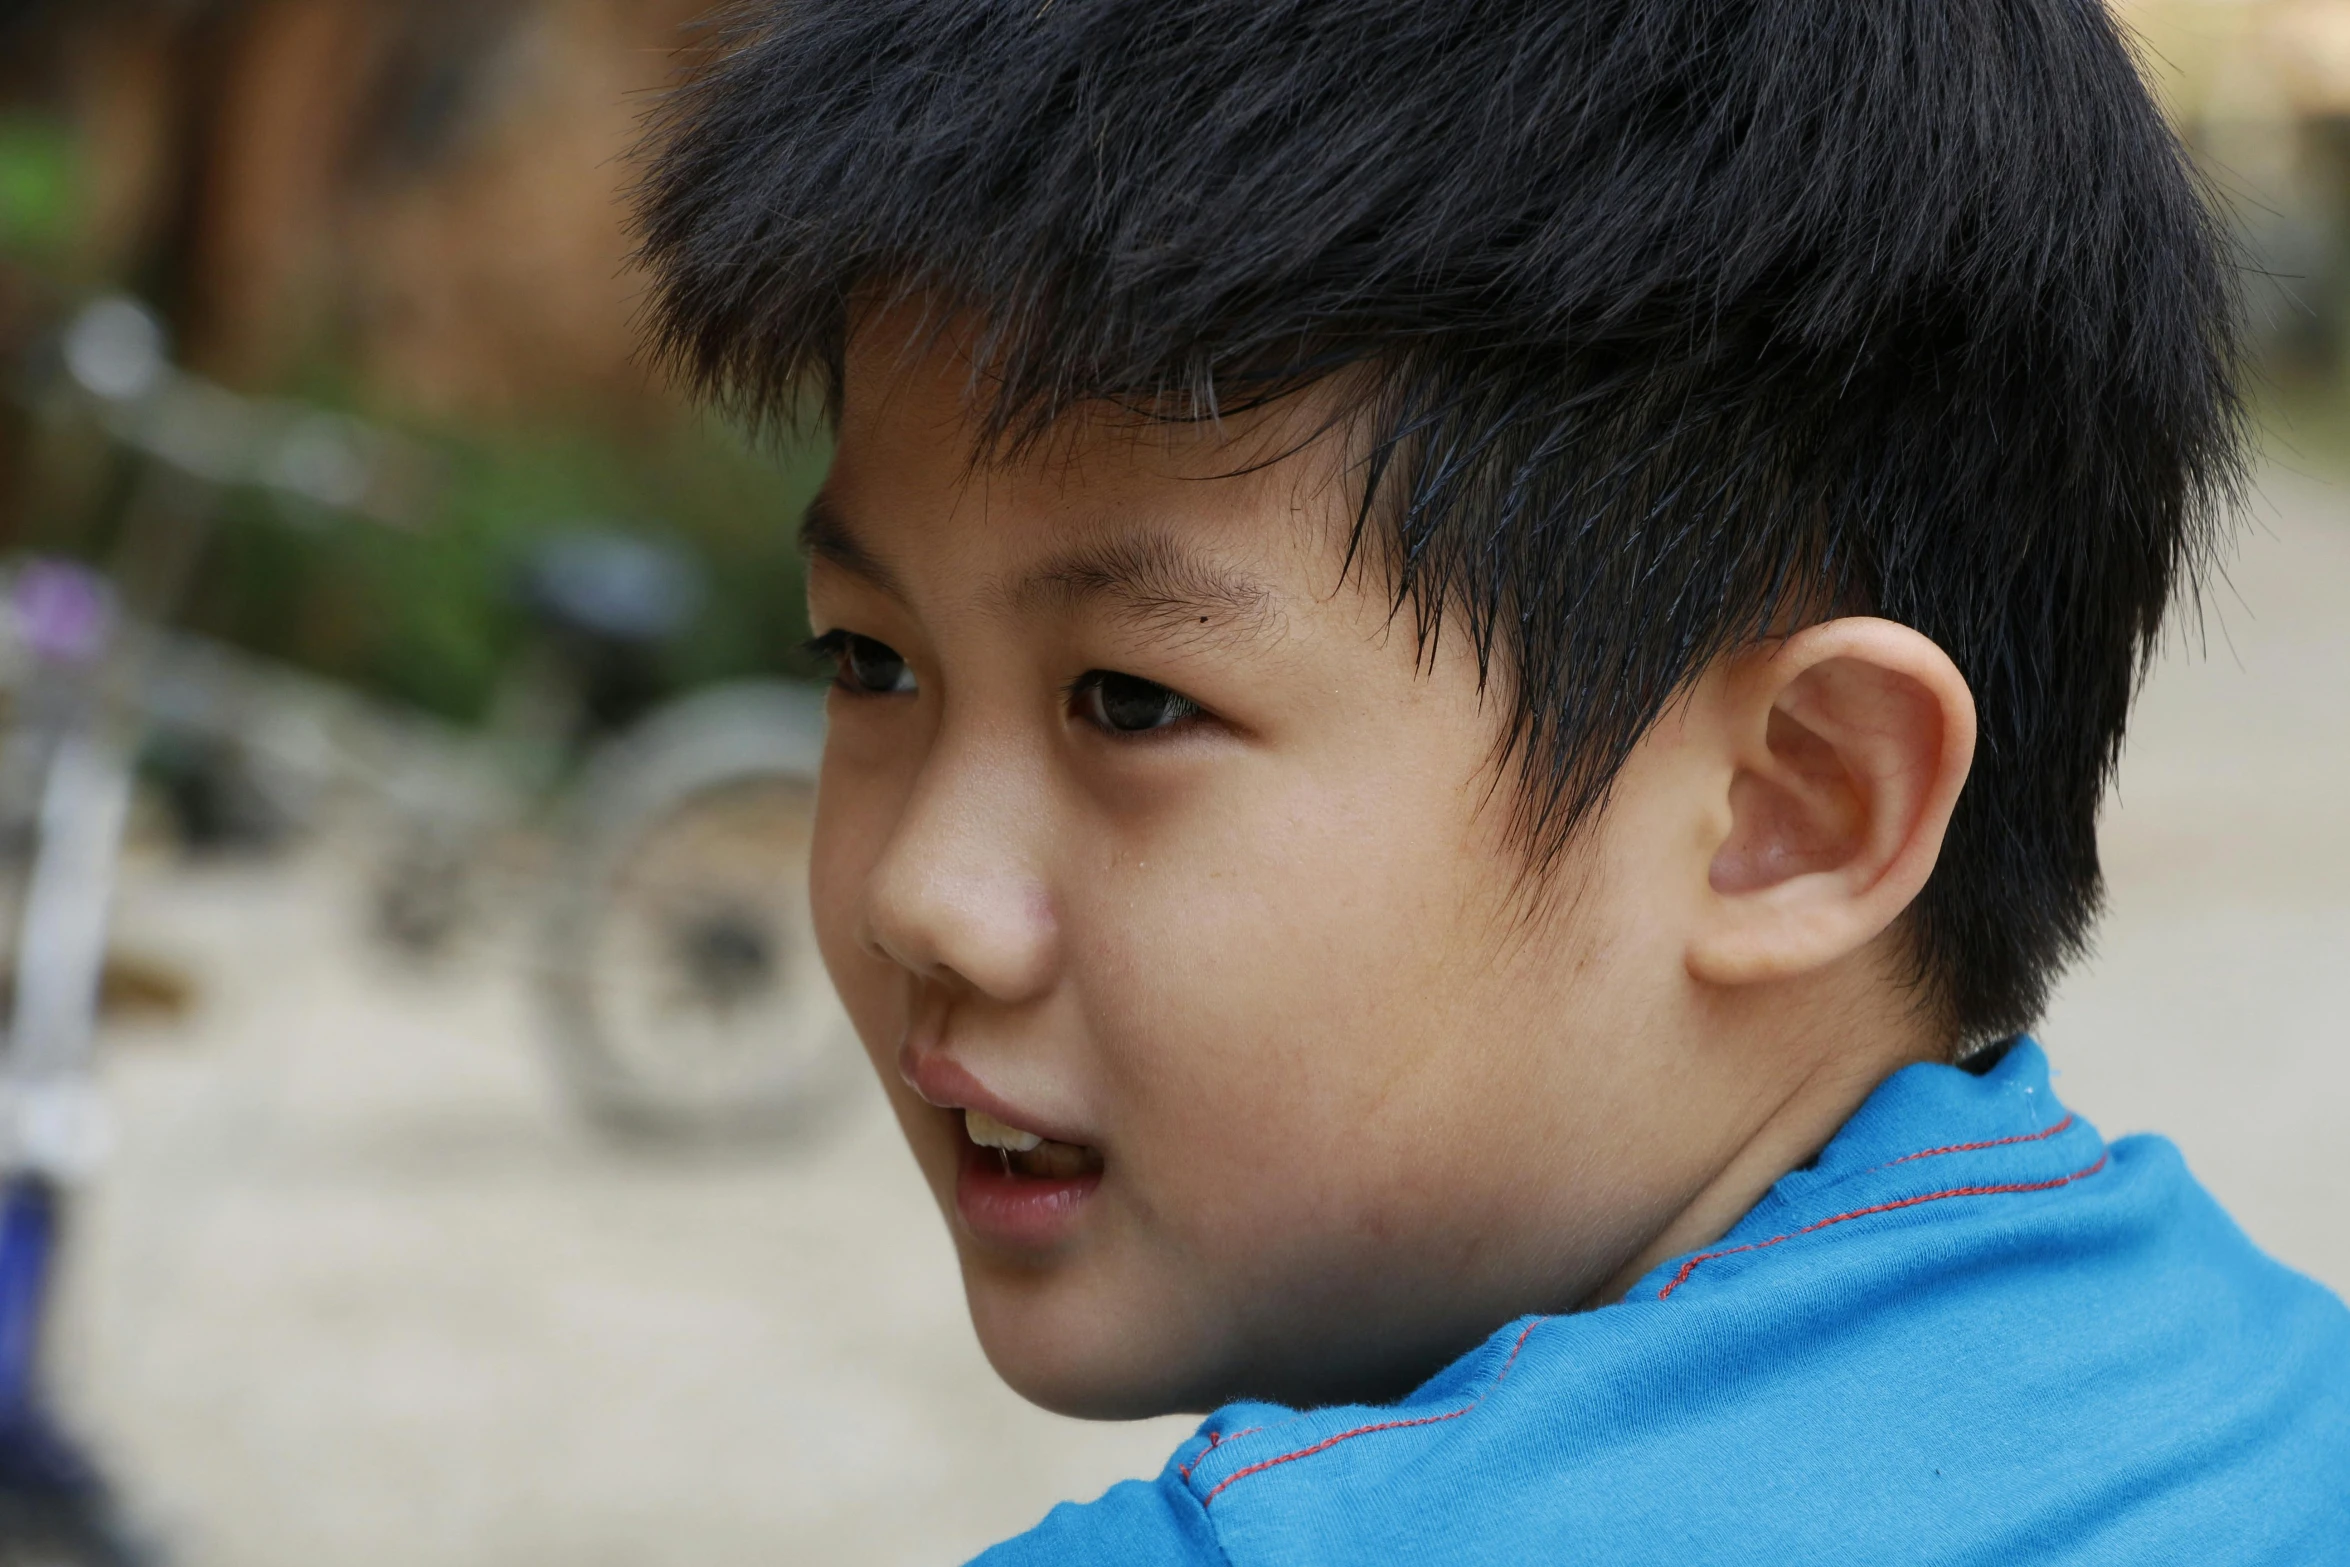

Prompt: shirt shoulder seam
xmin=1654 ymin=1147 xmax=2110 ymax=1300
xmin=1186 ymin=1110 xmax=2104 ymax=1517
xmin=1195 ymin=1320 xmax=1542 ymax=1509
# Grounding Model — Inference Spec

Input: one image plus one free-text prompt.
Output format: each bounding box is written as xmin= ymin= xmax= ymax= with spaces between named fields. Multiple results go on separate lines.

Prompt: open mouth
xmin=953 ymin=1107 xmax=1104 ymax=1250
xmin=963 ymin=1108 xmax=1105 ymax=1181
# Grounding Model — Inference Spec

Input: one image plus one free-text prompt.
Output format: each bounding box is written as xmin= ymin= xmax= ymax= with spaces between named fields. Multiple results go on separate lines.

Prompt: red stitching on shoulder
xmin=1655 ymin=1152 xmax=2109 ymax=1301
xmin=1190 ymin=1128 xmax=2103 ymax=1503
xmin=1177 ymin=1426 xmax=1261 ymax=1482
xmin=1197 ymin=1321 xmax=1539 ymax=1508
xmin=1884 ymin=1113 xmax=2074 ymax=1166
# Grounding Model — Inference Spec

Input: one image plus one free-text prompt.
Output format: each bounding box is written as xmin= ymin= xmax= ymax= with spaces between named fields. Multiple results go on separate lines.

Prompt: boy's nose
xmin=858 ymin=746 xmax=1059 ymax=1004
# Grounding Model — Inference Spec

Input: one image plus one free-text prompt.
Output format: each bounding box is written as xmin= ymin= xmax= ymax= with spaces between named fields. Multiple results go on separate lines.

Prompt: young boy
xmin=638 ymin=0 xmax=2350 ymax=1558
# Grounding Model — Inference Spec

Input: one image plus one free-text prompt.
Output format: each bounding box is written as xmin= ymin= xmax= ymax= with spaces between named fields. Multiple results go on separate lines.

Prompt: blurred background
xmin=0 ymin=1 xmax=2336 ymax=1562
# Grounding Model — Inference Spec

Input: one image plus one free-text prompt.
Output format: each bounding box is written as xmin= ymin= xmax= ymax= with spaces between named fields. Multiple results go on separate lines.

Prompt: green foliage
xmin=0 ymin=114 xmax=79 ymax=261
xmin=183 ymin=415 xmax=829 ymax=724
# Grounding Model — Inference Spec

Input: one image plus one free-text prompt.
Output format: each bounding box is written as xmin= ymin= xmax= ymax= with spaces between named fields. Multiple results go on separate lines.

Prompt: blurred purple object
xmin=11 ymin=562 xmax=115 ymax=666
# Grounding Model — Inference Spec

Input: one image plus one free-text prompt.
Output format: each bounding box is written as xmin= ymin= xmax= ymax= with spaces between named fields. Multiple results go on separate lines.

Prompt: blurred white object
xmin=61 ymin=298 xmax=168 ymax=407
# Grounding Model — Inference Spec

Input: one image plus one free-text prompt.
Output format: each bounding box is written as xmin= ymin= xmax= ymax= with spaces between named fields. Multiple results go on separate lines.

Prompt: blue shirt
xmin=974 ymin=1041 xmax=2350 ymax=1564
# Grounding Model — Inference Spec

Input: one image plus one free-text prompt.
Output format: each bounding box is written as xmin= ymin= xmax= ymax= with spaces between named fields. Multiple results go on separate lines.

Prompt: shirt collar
xmin=1632 ymin=1037 xmax=2109 ymax=1301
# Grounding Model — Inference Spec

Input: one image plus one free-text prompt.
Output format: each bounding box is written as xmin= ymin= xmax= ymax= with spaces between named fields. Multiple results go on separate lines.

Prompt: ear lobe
xmin=1687 ymin=618 xmax=1975 ymax=988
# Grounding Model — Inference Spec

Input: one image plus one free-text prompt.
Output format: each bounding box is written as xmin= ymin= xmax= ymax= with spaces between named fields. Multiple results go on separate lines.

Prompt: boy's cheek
xmin=1085 ymin=930 xmax=1495 ymax=1255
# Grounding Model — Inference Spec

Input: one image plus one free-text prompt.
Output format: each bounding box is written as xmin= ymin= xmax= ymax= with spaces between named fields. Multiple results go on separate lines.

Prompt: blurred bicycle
xmin=370 ymin=534 xmax=856 ymax=1142
xmin=0 ymin=294 xmax=852 ymax=1561
xmin=12 ymin=297 xmax=856 ymax=1153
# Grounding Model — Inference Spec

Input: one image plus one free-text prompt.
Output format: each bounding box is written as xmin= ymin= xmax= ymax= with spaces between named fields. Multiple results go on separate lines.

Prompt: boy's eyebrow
xmin=805 ymin=487 xmax=1277 ymax=641
xmin=798 ymin=489 xmax=909 ymax=600
xmin=1001 ymin=531 xmax=1279 ymax=643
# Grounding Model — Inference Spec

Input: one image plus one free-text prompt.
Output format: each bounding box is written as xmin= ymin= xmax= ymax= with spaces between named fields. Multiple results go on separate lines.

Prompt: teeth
xmin=965 ymin=1109 xmax=1043 ymax=1152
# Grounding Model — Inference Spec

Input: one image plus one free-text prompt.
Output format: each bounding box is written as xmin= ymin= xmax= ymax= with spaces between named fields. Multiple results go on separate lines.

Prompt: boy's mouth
xmin=953 ymin=1106 xmax=1105 ymax=1252
xmin=964 ymin=1108 xmax=1105 ymax=1181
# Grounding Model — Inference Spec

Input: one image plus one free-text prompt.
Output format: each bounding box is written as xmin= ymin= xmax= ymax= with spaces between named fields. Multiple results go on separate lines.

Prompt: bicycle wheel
xmin=537 ymin=682 xmax=860 ymax=1141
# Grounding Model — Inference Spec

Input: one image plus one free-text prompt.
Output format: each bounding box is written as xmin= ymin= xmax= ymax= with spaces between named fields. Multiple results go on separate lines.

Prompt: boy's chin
xmin=961 ymin=1246 xmax=1489 ymax=1418
xmin=960 ymin=1256 xmax=1221 ymax=1421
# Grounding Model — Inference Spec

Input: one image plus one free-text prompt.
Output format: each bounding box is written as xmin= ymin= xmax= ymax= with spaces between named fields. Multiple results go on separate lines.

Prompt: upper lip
xmin=898 ymin=1039 xmax=1097 ymax=1149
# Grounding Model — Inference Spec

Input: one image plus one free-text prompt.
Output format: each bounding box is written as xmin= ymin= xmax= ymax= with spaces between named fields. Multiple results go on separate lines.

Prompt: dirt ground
xmin=43 ymin=461 xmax=2350 ymax=1566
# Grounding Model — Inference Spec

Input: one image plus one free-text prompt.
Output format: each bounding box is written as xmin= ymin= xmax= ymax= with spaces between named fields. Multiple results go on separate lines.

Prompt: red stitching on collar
xmin=1655 ymin=1152 xmax=2110 ymax=1301
xmin=1177 ymin=1426 xmax=1261 ymax=1482
xmin=1190 ymin=1123 xmax=2103 ymax=1507
xmin=1884 ymin=1113 xmax=2074 ymax=1166
xmin=1197 ymin=1321 xmax=1540 ymax=1508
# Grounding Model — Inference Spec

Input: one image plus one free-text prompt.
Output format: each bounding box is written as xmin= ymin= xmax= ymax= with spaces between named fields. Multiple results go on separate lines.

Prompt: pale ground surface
xmin=34 ymin=461 xmax=2350 ymax=1565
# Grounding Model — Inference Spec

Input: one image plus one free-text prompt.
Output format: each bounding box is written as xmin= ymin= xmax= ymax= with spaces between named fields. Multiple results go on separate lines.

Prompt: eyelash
xmin=804 ymin=629 xmax=915 ymax=695
xmin=1063 ymin=669 xmax=1206 ymax=737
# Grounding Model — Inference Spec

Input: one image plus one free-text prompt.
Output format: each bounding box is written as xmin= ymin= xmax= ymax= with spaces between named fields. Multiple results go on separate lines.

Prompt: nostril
xmin=863 ymin=868 xmax=1058 ymax=1002
xmin=861 ymin=912 xmax=948 ymax=980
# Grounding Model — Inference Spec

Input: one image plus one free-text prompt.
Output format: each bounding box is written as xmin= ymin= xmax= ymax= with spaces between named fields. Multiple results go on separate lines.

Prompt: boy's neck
xmin=1585 ymin=1011 xmax=1948 ymax=1307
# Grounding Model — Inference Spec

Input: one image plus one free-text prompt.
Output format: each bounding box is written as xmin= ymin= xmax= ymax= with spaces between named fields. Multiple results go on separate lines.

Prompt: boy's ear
xmin=1685 ymin=617 xmax=1976 ymax=988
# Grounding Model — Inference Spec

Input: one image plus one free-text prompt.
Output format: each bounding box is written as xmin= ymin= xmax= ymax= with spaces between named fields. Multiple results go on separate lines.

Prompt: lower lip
xmin=954 ymin=1137 xmax=1103 ymax=1252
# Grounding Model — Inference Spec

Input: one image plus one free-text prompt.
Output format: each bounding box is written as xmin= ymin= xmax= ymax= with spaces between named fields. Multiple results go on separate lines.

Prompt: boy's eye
xmin=1073 ymin=670 xmax=1201 ymax=734
xmin=810 ymin=630 xmax=917 ymax=695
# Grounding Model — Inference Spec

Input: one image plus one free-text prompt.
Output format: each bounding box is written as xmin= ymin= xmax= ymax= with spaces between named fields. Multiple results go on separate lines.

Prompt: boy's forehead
xmin=838 ymin=315 xmax=1353 ymax=491
xmin=821 ymin=331 xmax=1364 ymax=625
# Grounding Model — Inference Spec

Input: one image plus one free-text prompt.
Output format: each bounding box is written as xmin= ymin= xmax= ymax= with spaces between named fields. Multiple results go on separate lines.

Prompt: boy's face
xmin=807 ymin=341 xmax=1778 ymax=1417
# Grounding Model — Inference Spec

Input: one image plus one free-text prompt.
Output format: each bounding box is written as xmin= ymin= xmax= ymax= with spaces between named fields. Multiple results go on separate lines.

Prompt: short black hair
xmin=635 ymin=0 xmax=2243 ymax=1047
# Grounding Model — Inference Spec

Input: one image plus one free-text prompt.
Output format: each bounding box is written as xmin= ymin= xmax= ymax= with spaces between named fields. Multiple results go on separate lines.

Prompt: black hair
xmin=635 ymin=0 xmax=2243 ymax=1047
